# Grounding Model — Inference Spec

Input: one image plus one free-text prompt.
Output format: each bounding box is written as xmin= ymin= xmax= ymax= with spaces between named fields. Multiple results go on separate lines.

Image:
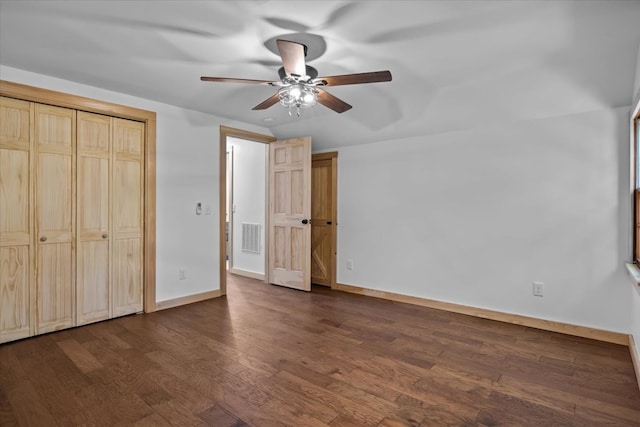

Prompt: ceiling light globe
xmin=303 ymin=92 xmax=317 ymax=106
xmin=290 ymin=86 xmax=302 ymax=98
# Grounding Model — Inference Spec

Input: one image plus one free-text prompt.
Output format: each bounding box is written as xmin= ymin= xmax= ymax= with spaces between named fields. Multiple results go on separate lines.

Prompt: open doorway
xmin=219 ymin=127 xmax=275 ymax=295
xmin=218 ymin=127 xmax=338 ymax=295
xmin=226 ymin=137 xmax=268 ymax=281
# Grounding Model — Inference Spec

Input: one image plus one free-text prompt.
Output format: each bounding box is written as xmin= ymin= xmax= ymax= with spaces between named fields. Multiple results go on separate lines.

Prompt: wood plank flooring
xmin=1 ymin=273 xmax=639 ymax=426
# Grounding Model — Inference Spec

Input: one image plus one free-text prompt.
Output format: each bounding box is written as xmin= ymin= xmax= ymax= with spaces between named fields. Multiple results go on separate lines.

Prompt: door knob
xmin=327 ymin=221 xmax=332 ymax=225
xmin=102 ymin=234 xmax=108 ymax=239
xmin=39 ymin=236 xmax=47 ymax=242
xmin=301 ymin=219 xmax=309 ymax=225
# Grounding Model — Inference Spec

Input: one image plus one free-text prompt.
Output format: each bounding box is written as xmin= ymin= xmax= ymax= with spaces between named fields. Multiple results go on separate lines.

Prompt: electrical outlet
xmin=346 ymin=259 xmax=353 ymax=270
xmin=179 ymin=269 xmax=187 ymax=280
xmin=532 ymin=281 xmax=544 ymax=297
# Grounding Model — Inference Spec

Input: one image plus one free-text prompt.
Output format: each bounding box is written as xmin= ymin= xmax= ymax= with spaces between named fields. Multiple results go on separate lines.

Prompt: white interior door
xmin=268 ymin=137 xmax=312 ymax=291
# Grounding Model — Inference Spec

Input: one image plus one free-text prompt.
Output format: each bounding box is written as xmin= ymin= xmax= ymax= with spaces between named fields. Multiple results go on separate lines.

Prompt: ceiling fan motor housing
xmin=278 ymin=65 xmax=319 ymax=82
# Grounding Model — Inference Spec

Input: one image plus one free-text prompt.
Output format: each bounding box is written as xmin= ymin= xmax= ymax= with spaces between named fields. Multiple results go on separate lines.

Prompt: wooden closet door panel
xmin=0 ymin=245 xmax=30 ymax=342
xmin=35 ymin=104 xmax=73 ymax=153
xmin=77 ymin=156 xmax=109 ymax=236
xmin=114 ymin=160 xmax=142 ymax=233
xmin=112 ymin=118 xmax=143 ymax=316
xmin=37 ymin=242 xmax=73 ymax=332
xmin=37 ymin=153 xmax=73 ymax=238
xmin=0 ymin=97 xmax=30 ymax=147
xmin=0 ymin=97 xmax=32 ymax=343
xmin=113 ymin=238 xmax=142 ymax=316
xmin=77 ymin=111 xmax=109 ymax=153
xmin=77 ymin=240 xmax=109 ymax=324
xmin=0 ymin=149 xmax=30 ymax=246
xmin=1 ymin=97 xmax=31 ymax=246
xmin=77 ymin=111 xmax=111 ymax=325
xmin=35 ymin=104 xmax=75 ymax=334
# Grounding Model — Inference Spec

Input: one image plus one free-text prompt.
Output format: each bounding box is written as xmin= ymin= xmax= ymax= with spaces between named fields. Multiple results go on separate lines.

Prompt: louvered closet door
xmin=0 ymin=97 xmax=33 ymax=343
xmin=76 ymin=112 xmax=111 ymax=325
xmin=112 ymin=118 xmax=144 ymax=316
xmin=35 ymin=104 xmax=75 ymax=334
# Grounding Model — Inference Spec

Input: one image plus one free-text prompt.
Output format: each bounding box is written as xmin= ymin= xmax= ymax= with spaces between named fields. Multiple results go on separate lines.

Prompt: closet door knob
xmin=102 ymin=234 xmax=108 ymax=239
xmin=39 ymin=236 xmax=47 ymax=242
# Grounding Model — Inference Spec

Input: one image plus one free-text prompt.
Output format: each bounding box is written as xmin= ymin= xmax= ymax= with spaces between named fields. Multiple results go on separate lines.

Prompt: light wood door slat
xmin=35 ymin=103 xmax=75 ymax=334
xmin=112 ymin=118 xmax=143 ymax=316
xmin=76 ymin=111 xmax=111 ymax=325
xmin=0 ymin=96 xmax=32 ymax=343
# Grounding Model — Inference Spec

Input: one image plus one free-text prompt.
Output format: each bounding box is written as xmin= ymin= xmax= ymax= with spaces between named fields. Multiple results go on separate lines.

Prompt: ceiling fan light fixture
xmin=278 ymin=83 xmax=317 ymax=109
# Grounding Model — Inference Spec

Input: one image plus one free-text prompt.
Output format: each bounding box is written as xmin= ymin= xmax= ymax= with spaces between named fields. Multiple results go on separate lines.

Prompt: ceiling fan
xmin=201 ymin=39 xmax=392 ymax=115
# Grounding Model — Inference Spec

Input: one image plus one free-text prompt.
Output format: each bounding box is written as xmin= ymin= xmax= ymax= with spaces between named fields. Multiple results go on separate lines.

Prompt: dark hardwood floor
xmin=1 ymin=274 xmax=639 ymax=426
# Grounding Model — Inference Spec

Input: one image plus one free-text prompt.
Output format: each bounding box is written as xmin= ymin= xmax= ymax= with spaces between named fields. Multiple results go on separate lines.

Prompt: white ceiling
xmin=1 ymin=0 xmax=639 ymax=150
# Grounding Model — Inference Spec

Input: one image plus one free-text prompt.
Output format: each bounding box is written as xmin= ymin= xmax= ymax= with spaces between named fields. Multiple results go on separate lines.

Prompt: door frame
xmin=0 ymin=80 xmax=157 ymax=312
xmin=226 ymin=147 xmax=234 ymax=271
xmin=219 ymin=126 xmax=275 ymax=295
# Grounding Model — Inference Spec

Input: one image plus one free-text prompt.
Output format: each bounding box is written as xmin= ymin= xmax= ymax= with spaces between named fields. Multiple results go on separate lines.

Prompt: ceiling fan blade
xmin=201 ymin=76 xmax=280 ymax=86
xmin=317 ymin=89 xmax=352 ymax=113
xmin=315 ymin=71 xmax=392 ymax=87
xmin=252 ymin=93 xmax=281 ymax=110
xmin=276 ymin=39 xmax=307 ymax=77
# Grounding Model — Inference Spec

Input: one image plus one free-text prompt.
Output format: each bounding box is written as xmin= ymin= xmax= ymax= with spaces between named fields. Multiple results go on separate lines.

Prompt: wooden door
xmin=76 ymin=112 xmax=111 ymax=325
xmin=0 ymin=97 xmax=33 ymax=343
xmin=311 ymin=152 xmax=337 ymax=287
xmin=112 ymin=118 xmax=144 ymax=316
xmin=268 ymin=137 xmax=312 ymax=291
xmin=35 ymin=103 xmax=75 ymax=334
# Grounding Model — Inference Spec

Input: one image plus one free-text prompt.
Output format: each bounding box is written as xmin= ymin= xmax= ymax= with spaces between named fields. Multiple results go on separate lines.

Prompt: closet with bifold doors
xmin=0 ymin=96 xmax=144 ymax=344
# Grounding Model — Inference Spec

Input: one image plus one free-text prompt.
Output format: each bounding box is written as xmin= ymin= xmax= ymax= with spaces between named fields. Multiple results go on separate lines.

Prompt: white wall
xmin=0 ymin=65 xmax=272 ymax=303
xmin=634 ymin=42 xmax=640 ymax=99
xmin=228 ymin=137 xmax=266 ymax=275
xmin=336 ymin=106 xmax=632 ymax=333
